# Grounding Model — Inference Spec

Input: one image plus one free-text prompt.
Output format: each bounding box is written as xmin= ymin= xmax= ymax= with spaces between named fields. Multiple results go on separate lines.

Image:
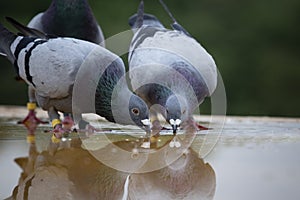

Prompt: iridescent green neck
xmin=49 ymin=0 xmax=88 ymax=18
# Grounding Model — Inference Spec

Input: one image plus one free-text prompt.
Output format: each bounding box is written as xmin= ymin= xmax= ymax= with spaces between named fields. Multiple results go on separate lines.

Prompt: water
xmin=0 ymin=107 xmax=300 ymax=199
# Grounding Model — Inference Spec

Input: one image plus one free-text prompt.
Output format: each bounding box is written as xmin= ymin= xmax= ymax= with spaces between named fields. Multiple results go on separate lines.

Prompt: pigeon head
xmin=129 ymin=95 xmax=151 ymax=132
xmin=165 ymin=95 xmax=188 ymax=134
xmin=128 ymin=13 xmax=164 ymax=29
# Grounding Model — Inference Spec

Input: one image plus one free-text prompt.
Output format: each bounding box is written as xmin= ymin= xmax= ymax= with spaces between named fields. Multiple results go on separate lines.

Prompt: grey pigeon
xmin=128 ymin=147 xmax=216 ymax=199
xmin=15 ymin=0 xmax=105 ymax=129
xmin=0 ymin=20 xmax=150 ymax=139
xmin=128 ymin=1 xmax=217 ymax=142
xmin=8 ymin=139 xmax=131 ymax=200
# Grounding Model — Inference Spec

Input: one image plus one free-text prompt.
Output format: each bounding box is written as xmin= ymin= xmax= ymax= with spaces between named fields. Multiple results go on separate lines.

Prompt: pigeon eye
xmin=132 ymin=108 xmax=140 ymax=115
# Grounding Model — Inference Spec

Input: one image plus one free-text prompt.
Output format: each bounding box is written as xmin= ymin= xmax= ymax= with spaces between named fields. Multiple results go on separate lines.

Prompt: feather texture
xmin=27 ymin=0 xmax=105 ymax=46
xmin=11 ymin=37 xmax=94 ymax=98
xmin=129 ymin=28 xmax=217 ymax=96
xmin=1 ymin=23 xmax=149 ymax=128
xmin=128 ymin=9 xmax=217 ymax=129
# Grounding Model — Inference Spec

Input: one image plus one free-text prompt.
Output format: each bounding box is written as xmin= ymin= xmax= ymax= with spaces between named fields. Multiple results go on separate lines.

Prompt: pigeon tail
xmin=136 ymin=0 xmax=144 ymax=28
xmin=6 ymin=17 xmax=49 ymax=39
xmin=158 ymin=0 xmax=191 ymax=36
xmin=0 ymin=23 xmax=17 ymax=63
xmin=129 ymin=1 xmax=164 ymax=29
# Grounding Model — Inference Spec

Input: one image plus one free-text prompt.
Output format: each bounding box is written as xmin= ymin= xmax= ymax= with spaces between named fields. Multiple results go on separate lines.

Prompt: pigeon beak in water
xmin=141 ymin=119 xmax=151 ymax=133
xmin=169 ymin=119 xmax=181 ymax=134
xmin=172 ymin=124 xmax=177 ymax=134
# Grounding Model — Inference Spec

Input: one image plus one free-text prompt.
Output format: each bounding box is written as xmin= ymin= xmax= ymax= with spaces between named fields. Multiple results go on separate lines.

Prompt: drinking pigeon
xmin=0 ymin=19 xmax=150 ymax=139
xmin=128 ymin=0 xmax=217 ymax=145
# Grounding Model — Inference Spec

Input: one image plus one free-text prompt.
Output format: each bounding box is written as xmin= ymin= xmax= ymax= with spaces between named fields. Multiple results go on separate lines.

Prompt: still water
xmin=0 ymin=107 xmax=300 ymax=199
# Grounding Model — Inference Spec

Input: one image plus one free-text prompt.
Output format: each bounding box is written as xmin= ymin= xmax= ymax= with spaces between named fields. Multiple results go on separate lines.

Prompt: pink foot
xmin=180 ymin=118 xmax=211 ymax=132
xmin=74 ymin=123 xmax=102 ymax=137
xmin=18 ymin=110 xmax=48 ymax=135
xmin=190 ymin=118 xmax=211 ymax=131
xmin=83 ymin=124 xmax=102 ymax=136
xmin=196 ymin=123 xmax=210 ymax=130
xmin=49 ymin=122 xmax=75 ymax=143
xmin=62 ymin=116 xmax=74 ymax=130
xmin=52 ymin=124 xmax=65 ymax=139
xmin=161 ymin=126 xmax=171 ymax=131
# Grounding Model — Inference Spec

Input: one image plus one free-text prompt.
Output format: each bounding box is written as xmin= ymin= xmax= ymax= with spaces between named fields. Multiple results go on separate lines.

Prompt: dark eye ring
xmin=132 ymin=108 xmax=140 ymax=115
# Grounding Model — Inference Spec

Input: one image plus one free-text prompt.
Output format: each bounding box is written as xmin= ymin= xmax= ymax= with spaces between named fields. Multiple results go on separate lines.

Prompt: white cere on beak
xmin=141 ymin=119 xmax=151 ymax=126
xmin=175 ymin=119 xmax=181 ymax=125
xmin=170 ymin=119 xmax=182 ymax=126
xmin=170 ymin=119 xmax=175 ymax=125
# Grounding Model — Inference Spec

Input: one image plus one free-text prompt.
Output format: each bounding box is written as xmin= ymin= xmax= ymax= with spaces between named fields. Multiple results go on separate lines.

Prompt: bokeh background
xmin=0 ymin=0 xmax=299 ymax=117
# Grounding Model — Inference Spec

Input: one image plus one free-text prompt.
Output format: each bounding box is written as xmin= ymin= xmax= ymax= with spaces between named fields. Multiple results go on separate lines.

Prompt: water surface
xmin=0 ymin=107 xmax=300 ymax=199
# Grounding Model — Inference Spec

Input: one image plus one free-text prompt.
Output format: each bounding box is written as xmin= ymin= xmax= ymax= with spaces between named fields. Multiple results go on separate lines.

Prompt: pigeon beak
xmin=145 ymin=125 xmax=151 ymax=134
xmin=141 ymin=119 xmax=151 ymax=133
xmin=169 ymin=119 xmax=181 ymax=135
xmin=172 ymin=124 xmax=178 ymax=134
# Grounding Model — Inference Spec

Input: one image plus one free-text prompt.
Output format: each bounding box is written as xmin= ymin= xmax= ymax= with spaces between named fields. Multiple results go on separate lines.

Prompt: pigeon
xmin=9 ymin=139 xmax=215 ymax=200
xmin=27 ymin=0 xmax=105 ymax=45
xmin=128 ymin=148 xmax=216 ymax=199
xmin=0 ymin=19 xmax=150 ymax=139
xmin=16 ymin=0 xmax=106 ymax=131
xmin=9 ymin=139 xmax=131 ymax=200
xmin=128 ymin=0 xmax=217 ymax=144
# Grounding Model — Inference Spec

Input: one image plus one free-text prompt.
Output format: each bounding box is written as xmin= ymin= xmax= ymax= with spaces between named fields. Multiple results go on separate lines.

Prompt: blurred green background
xmin=0 ymin=0 xmax=299 ymax=117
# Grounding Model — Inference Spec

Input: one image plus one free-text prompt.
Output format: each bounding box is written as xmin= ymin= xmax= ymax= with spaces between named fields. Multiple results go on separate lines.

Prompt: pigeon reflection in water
xmin=8 ymin=138 xmax=215 ymax=200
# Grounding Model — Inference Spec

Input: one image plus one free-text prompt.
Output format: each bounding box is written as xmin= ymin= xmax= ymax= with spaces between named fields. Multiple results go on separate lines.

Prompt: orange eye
xmin=132 ymin=108 xmax=140 ymax=115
